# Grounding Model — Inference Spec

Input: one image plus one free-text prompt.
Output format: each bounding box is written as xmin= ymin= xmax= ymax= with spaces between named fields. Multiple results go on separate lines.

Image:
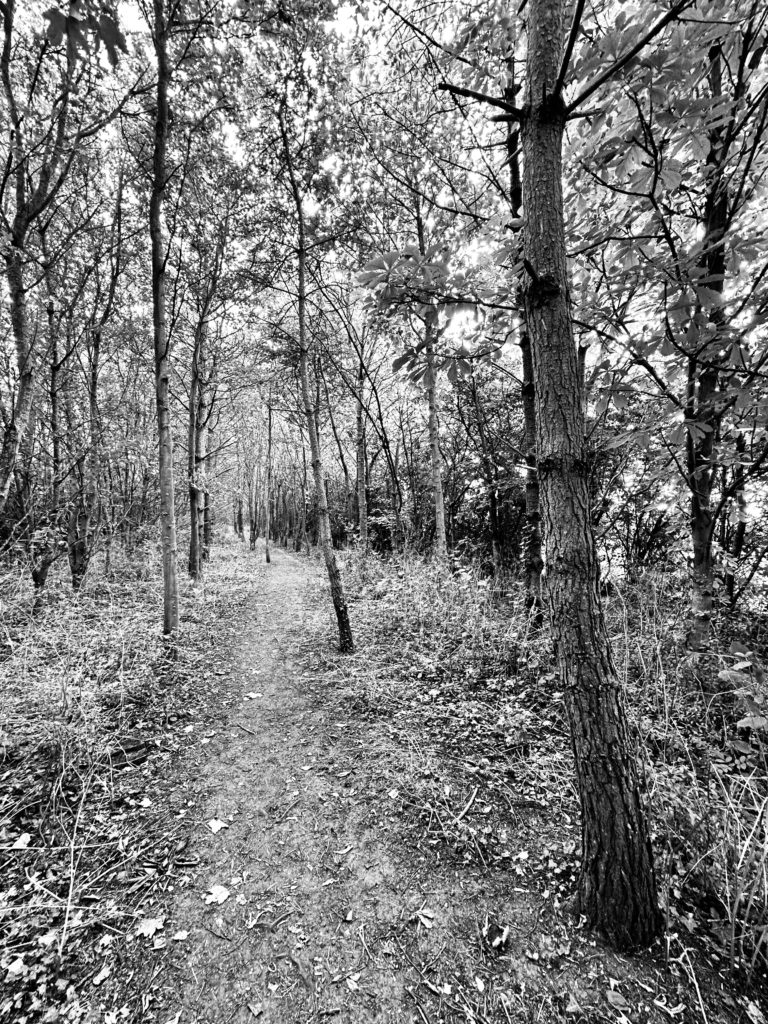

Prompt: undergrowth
xmin=0 ymin=540 xmax=261 ymax=1024
xmin=337 ymin=549 xmax=768 ymax=999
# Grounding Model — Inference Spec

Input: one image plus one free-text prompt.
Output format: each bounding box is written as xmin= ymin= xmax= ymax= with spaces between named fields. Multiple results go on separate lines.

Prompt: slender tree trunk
xmin=356 ymin=356 xmax=368 ymax=553
xmin=264 ymin=402 xmax=272 ymax=564
xmin=203 ymin=418 xmax=215 ymax=559
xmin=149 ymin=0 xmax=179 ymax=636
xmin=300 ymin=444 xmax=310 ymax=553
xmin=686 ymin=50 xmax=729 ymax=649
xmin=249 ymin=463 xmax=258 ymax=550
xmin=49 ymin=299 xmax=61 ymax=514
xmin=521 ymin=0 xmax=659 ymax=948
xmin=0 ymin=251 xmax=36 ymax=519
xmin=280 ymin=104 xmax=353 ymax=652
xmin=68 ymin=328 xmax=101 ymax=589
xmin=725 ymin=433 xmax=747 ymax=607
xmin=424 ymin=310 xmax=447 ymax=557
xmin=413 ymin=197 xmax=447 ymax=556
xmin=188 ymin=318 xmax=205 ymax=579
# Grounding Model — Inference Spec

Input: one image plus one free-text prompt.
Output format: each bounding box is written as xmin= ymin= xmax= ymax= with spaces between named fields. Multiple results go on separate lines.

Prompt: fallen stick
xmin=455 ymin=786 xmax=479 ymax=823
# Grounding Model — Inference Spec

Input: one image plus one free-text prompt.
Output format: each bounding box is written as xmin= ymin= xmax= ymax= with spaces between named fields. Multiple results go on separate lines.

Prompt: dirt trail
xmin=153 ymin=548 xmax=496 ymax=1024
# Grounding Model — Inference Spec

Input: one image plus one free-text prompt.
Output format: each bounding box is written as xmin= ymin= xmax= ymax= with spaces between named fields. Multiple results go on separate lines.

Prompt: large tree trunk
xmin=150 ymin=0 xmax=179 ymax=636
xmin=521 ymin=0 xmax=659 ymax=948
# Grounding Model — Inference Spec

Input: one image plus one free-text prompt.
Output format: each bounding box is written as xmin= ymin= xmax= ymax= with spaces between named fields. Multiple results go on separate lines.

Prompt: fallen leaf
xmin=164 ymin=1013 xmax=182 ymax=1024
xmin=6 ymin=957 xmax=25 ymax=978
xmin=172 ymin=930 xmax=189 ymax=941
xmin=247 ymin=1004 xmax=263 ymax=1019
xmin=346 ymin=973 xmax=361 ymax=991
xmin=11 ymin=832 xmax=31 ymax=850
xmin=244 ymin=692 xmax=263 ymax=700
xmin=746 ymin=1002 xmax=767 ymax=1024
xmin=136 ymin=917 xmax=164 ymax=938
xmin=606 ymin=990 xmax=630 ymax=1011
xmin=92 ymin=964 xmax=111 ymax=986
xmin=565 ymin=993 xmax=582 ymax=1014
xmin=207 ymin=819 xmax=229 ymax=834
xmin=204 ymin=885 xmax=230 ymax=905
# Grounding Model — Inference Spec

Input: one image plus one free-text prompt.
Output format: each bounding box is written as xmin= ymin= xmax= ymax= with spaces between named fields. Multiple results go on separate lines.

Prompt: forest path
xmin=153 ymin=547 xmax=481 ymax=1024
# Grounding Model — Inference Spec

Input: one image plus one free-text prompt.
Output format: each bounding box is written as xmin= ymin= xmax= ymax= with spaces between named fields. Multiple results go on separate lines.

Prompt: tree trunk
xmin=264 ymin=402 xmax=272 ymax=563
xmin=249 ymin=464 xmax=258 ymax=550
xmin=0 ymin=250 xmax=37 ymax=519
xmin=280 ymin=103 xmax=353 ymax=652
xmin=520 ymin=327 xmax=543 ymax=604
xmin=686 ymin=49 xmax=729 ymax=649
xmin=188 ymin=317 xmax=206 ymax=579
xmin=68 ymin=328 xmax=101 ymax=590
xmin=203 ymin=418 xmax=216 ymax=559
xmin=725 ymin=433 xmax=747 ymax=607
xmin=49 ymin=299 xmax=61 ymax=514
xmin=424 ymin=312 xmax=447 ymax=557
xmin=150 ymin=0 xmax=179 ymax=636
xmin=356 ymin=356 xmax=368 ymax=553
xmin=508 ymin=99 xmax=543 ymax=605
xmin=521 ymin=0 xmax=659 ymax=949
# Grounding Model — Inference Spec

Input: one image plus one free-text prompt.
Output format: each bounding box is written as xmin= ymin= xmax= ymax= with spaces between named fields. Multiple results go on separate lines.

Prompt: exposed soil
xmin=136 ymin=548 xmax=533 ymax=1023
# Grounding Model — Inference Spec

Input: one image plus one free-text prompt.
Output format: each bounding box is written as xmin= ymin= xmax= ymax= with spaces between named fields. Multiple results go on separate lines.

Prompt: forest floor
xmin=1 ymin=544 xmax=765 ymax=1024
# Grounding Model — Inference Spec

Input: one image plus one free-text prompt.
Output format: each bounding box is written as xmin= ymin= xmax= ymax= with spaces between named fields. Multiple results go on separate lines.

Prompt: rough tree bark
xmin=149 ymin=0 xmax=179 ymax=635
xmin=520 ymin=0 xmax=659 ymax=948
